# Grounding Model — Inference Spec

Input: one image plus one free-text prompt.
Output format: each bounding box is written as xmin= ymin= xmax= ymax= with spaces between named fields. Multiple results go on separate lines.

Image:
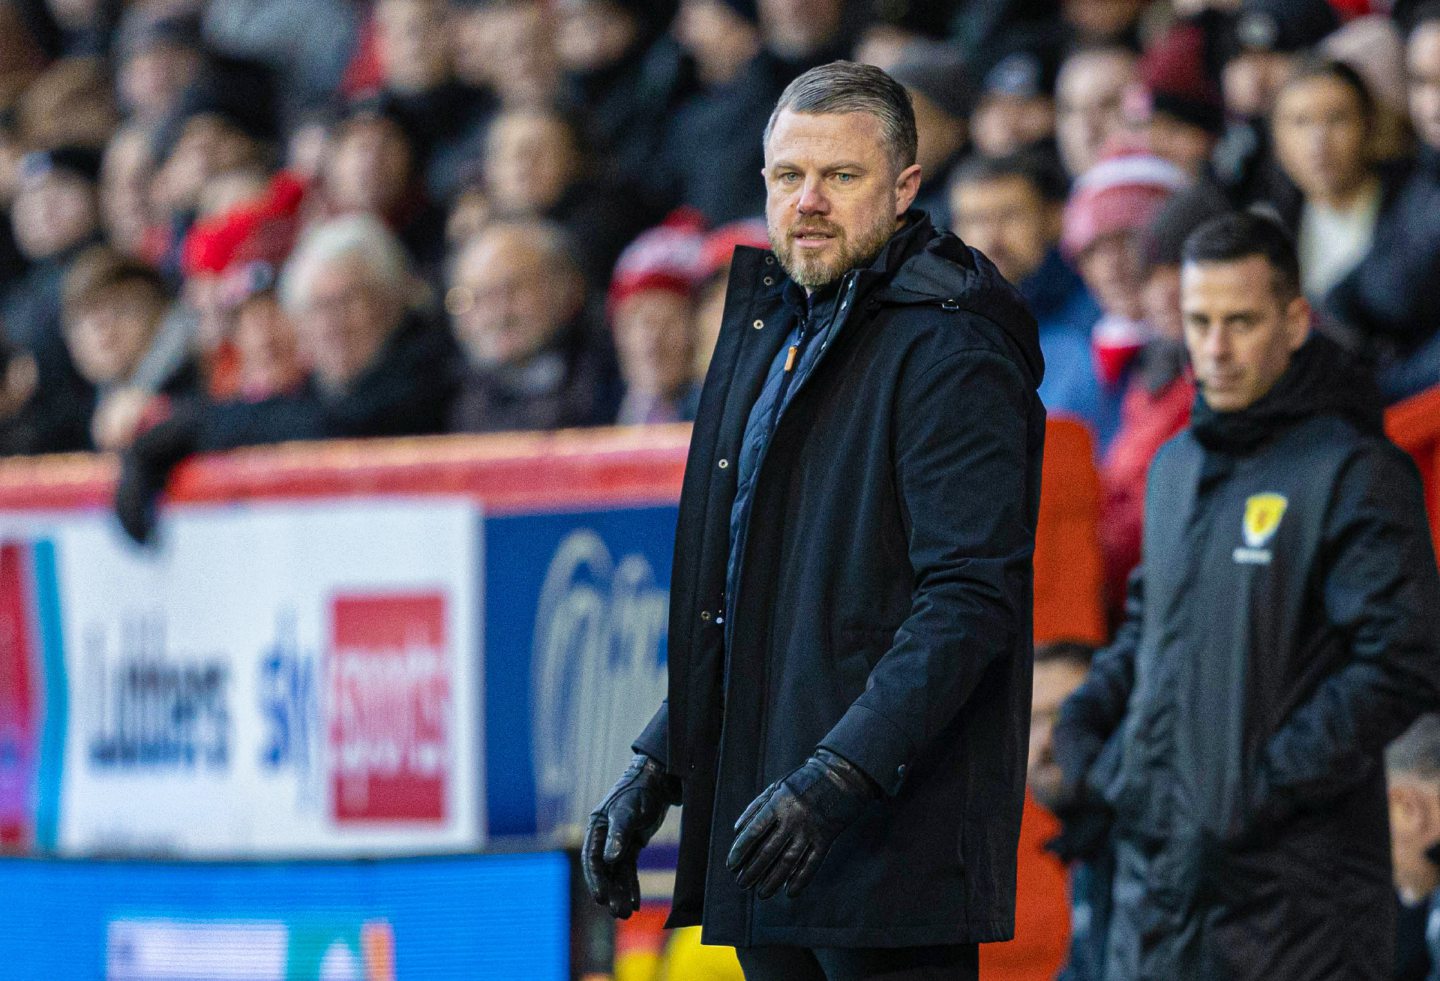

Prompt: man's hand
xmin=726 ymin=748 xmax=879 ymax=900
xmin=582 ymin=753 xmax=682 ymax=919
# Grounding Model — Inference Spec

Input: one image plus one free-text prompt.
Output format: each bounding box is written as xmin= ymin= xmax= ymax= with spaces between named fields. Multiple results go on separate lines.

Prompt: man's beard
xmin=768 ymin=206 xmax=898 ymax=290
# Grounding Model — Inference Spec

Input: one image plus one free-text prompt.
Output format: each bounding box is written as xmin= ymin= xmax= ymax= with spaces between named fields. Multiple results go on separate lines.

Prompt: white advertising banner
xmin=45 ymin=500 xmax=482 ymax=857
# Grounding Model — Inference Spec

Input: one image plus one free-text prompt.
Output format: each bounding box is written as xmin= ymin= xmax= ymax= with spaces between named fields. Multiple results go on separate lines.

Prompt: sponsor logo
xmin=531 ymin=530 xmax=669 ymax=837
xmin=85 ymin=614 xmax=229 ymax=770
xmin=258 ymin=613 xmax=322 ymax=809
xmin=329 ymin=594 xmax=449 ymax=823
xmin=1234 ymin=492 xmax=1288 ymax=566
xmin=107 ymin=917 xmax=395 ymax=981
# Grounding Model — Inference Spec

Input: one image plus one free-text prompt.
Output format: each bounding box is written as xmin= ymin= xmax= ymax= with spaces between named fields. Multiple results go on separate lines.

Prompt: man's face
xmin=234 ymin=293 xmax=303 ymax=397
xmin=119 ymin=43 xmax=201 ymax=122
xmin=1148 ymin=113 xmax=1216 ymax=176
xmin=485 ymin=113 xmax=579 ymax=216
xmin=675 ymin=0 xmax=759 ymax=82
xmin=450 ymin=232 xmax=579 ymax=367
xmin=555 ymin=0 xmax=637 ymax=72
xmin=377 ymin=0 xmax=449 ymax=92
xmin=325 ymin=118 xmax=413 ymax=215
xmin=1182 ymin=255 xmax=1309 ymax=413
xmin=101 ymin=130 xmax=154 ymax=255
xmin=951 ymin=174 xmax=1056 ymax=286
xmin=763 ymin=109 xmax=920 ymax=290
xmin=759 ymin=0 xmax=840 ymax=57
xmin=613 ymin=290 xmax=696 ymax=397
xmin=971 ymin=93 xmax=1056 ymax=159
xmin=1272 ymin=75 xmax=1371 ymax=203
xmin=65 ymin=281 xmax=165 ymax=386
xmin=1077 ymin=231 xmax=1145 ymax=321
xmin=1056 ymin=50 xmax=1136 ymax=177
xmin=295 ymin=257 xmax=399 ymax=390
xmin=1408 ymin=24 xmax=1440 ymax=152
xmin=12 ymin=171 xmax=97 ymax=260
xmin=1028 ymin=658 xmax=1089 ymax=811
xmin=1223 ymin=50 xmax=1295 ymax=119
xmin=1061 ymin=0 xmax=1144 ymax=42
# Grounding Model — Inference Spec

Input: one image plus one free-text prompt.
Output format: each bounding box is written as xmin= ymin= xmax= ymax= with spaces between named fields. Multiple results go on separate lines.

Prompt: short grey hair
xmin=763 ymin=60 xmax=918 ymax=173
xmin=1388 ymin=714 xmax=1440 ymax=780
xmin=453 ymin=217 xmax=581 ymax=282
xmin=280 ymin=213 xmax=413 ymax=314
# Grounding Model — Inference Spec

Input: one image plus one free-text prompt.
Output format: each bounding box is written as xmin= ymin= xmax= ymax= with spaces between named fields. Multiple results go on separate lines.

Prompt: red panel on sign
xmin=0 ymin=543 xmax=35 ymax=848
xmin=329 ymin=594 xmax=450 ymax=823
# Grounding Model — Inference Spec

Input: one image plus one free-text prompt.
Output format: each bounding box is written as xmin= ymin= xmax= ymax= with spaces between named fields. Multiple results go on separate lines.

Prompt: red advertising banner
xmin=329 ymin=593 xmax=450 ymax=823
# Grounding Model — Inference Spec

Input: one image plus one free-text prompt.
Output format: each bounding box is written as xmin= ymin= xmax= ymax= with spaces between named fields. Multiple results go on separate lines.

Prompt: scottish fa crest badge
xmin=1242 ymin=493 xmax=1288 ymax=548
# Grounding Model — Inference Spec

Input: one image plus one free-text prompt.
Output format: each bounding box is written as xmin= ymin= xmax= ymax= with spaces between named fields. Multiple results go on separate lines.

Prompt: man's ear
xmin=895 ymin=163 xmax=922 ymax=216
xmin=1283 ymin=294 xmax=1311 ymax=352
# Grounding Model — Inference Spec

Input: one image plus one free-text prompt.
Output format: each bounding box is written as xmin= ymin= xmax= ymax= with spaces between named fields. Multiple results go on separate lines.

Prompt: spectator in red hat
xmin=1061 ymin=147 xmax=1189 ymax=451
xmin=1132 ymin=23 xmax=1226 ymax=176
xmin=608 ymin=212 xmax=707 ymax=425
xmin=447 ymin=219 xmax=619 ymax=432
xmin=692 ymin=217 xmax=768 ymax=380
xmin=223 ymin=261 xmax=305 ymax=403
xmin=179 ymin=170 xmax=308 ymax=399
xmin=1097 ymin=185 xmax=1227 ymax=614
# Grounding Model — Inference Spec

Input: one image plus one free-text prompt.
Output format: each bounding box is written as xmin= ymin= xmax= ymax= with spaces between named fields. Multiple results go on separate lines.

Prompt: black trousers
xmin=735 ymin=943 xmax=980 ymax=980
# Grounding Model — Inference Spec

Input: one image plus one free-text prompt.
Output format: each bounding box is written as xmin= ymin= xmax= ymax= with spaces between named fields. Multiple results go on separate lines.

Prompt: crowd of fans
xmin=0 ymin=0 xmax=1438 ymax=552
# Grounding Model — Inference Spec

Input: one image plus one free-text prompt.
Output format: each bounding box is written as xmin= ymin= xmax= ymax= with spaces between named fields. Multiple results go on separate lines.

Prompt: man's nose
xmin=797 ymin=176 xmax=829 ymax=215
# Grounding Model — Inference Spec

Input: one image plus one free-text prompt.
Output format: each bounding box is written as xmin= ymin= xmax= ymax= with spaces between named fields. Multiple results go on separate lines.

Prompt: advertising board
xmin=26 ymin=500 xmax=482 ymax=857
xmin=483 ymin=505 xmax=677 ymax=846
xmin=0 ymin=851 xmax=572 ymax=980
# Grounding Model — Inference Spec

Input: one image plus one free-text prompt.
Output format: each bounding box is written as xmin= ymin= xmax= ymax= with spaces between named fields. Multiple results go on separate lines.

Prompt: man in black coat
xmin=1053 ymin=212 xmax=1440 ymax=981
xmin=584 ymin=61 xmax=1045 ymax=979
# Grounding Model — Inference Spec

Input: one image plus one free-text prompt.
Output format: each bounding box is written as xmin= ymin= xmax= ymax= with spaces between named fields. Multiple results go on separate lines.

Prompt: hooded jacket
xmin=1055 ymin=334 xmax=1440 ymax=980
xmin=633 ymin=212 xmax=1045 ymax=946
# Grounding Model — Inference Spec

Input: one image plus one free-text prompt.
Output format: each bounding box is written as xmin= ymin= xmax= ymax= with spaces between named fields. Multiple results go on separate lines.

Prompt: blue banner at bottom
xmin=0 ymin=852 xmax=571 ymax=980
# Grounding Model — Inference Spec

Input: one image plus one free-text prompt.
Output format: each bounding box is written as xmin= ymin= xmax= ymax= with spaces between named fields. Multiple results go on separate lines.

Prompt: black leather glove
xmin=113 ymin=403 xmax=203 ymax=545
xmin=726 ymin=748 xmax=880 ymax=900
xmin=582 ymin=753 xmax=682 ymax=919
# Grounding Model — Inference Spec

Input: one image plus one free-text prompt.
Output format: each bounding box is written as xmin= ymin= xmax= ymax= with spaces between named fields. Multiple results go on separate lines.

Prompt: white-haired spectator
xmin=446 ymin=218 xmax=619 ymax=433
xmin=280 ymin=212 xmax=415 ymax=392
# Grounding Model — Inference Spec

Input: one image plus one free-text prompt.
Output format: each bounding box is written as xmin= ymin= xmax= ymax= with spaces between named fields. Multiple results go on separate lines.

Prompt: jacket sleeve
xmin=1052 ymin=568 xmax=1144 ymax=793
xmin=633 ymin=700 xmax=669 ymax=768
xmin=1252 ymin=444 xmax=1440 ymax=826
xmin=818 ymin=345 xmax=1036 ymax=796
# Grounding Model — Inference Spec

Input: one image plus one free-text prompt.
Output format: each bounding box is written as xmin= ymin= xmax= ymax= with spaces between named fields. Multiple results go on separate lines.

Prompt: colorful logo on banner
xmin=484 ymin=507 xmax=675 ymax=840
xmin=106 ymin=917 xmax=396 ymax=981
xmin=329 ymin=594 xmax=450 ymax=823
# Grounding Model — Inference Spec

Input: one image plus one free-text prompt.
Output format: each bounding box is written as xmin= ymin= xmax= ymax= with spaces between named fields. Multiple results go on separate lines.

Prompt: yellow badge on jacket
xmin=1243 ymin=493 xmax=1289 ymax=548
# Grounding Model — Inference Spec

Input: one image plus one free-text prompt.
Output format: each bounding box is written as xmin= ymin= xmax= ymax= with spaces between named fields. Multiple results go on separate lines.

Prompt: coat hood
xmin=869 ymin=211 xmax=1045 ymax=388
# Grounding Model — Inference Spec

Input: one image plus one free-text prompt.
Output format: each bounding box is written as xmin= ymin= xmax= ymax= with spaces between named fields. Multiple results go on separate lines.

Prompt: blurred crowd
xmin=0 ymin=0 xmax=1438 ymax=565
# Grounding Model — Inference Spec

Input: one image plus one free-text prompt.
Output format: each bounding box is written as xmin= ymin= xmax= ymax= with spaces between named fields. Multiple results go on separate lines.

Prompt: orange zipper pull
xmin=784 ymin=345 xmax=798 ymax=371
